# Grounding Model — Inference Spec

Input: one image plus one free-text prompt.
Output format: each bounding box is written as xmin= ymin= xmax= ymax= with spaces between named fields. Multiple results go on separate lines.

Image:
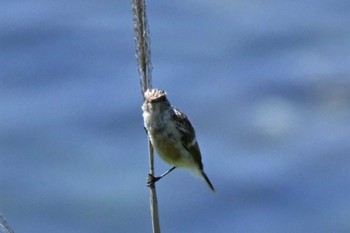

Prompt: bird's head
xmin=143 ymin=89 xmax=171 ymax=113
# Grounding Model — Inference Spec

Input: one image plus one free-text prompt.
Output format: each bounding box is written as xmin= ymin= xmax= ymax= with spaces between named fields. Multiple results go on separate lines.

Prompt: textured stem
xmin=132 ymin=0 xmax=152 ymax=94
xmin=148 ymin=140 xmax=161 ymax=233
xmin=131 ymin=1 xmax=160 ymax=233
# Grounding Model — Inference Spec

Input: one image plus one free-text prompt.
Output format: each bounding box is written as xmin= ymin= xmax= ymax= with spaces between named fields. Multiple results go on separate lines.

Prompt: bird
xmin=142 ymin=88 xmax=215 ymax=191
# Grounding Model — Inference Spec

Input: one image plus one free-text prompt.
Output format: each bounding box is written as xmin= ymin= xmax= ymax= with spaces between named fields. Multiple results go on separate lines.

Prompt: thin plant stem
xmin=132 ymin=0 xmax=152 ymax=94
xmin=131 ymin=0 xmax=160 ymax=233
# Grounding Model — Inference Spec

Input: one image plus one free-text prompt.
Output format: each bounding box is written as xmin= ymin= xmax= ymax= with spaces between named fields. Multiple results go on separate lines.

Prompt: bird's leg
xmin=147 ymin=166 xmax=176 ymax=186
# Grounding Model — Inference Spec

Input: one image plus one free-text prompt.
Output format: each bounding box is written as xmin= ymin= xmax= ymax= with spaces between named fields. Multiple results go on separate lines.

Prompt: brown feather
xmin=172 ymin=108 xmax=203 ymax=167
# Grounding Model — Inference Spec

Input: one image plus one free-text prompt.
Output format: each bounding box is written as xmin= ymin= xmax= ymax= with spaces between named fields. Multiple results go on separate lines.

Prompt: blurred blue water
xmin=1 ymin=1 xmax=350 ymax=233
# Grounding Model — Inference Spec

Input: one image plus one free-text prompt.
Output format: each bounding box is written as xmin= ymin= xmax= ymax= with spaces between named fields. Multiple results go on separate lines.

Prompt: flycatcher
xmin=142 ymin=89 xmax=215 ymax=191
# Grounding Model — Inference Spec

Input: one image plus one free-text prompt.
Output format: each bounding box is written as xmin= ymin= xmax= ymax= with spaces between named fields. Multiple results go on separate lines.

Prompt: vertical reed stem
xmin=131 ymin=1 xmax=160 ymax=232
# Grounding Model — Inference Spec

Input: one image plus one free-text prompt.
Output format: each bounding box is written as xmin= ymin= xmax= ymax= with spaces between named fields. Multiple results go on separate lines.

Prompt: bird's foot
xmin=147 ymin=174 xmax=161 ymax=187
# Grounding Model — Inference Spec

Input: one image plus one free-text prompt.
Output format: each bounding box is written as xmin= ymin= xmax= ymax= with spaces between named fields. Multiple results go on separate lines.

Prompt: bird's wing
xmin=172 ymin=108 xmax=203 ymax=169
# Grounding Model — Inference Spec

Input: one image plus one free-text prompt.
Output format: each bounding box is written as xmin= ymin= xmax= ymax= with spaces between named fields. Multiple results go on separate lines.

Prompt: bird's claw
xmin=147 ymin=174 xmax=161 ymax=186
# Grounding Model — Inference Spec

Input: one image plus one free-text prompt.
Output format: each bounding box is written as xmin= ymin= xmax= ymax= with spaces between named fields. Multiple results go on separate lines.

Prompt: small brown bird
xmin=142 ymin=89 xmax=215 ymax=191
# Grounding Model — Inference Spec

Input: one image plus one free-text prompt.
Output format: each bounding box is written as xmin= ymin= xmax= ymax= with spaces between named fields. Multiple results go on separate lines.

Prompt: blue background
xmin=1 ymin=1 xmax=350 ymax=232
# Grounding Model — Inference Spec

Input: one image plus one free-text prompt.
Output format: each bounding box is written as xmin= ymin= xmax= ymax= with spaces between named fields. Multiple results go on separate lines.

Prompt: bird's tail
xmin=200 ymin=170 xmax=215 ymax=192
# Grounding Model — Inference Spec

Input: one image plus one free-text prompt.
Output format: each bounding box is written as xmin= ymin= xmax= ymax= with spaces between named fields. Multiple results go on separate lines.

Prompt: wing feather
xmin=172 ymin=108 xmax=203 ymax=169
